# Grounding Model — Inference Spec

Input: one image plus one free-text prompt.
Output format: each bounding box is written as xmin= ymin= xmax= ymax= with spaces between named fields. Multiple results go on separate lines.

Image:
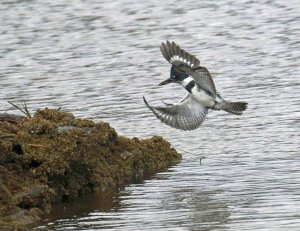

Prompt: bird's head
xmin=159 ymin=65 xmax=189 ymax=86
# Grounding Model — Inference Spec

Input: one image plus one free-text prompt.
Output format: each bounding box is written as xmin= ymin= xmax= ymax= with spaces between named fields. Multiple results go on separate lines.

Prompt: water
xmin=1 ymin=0 xmax=299 ymax=230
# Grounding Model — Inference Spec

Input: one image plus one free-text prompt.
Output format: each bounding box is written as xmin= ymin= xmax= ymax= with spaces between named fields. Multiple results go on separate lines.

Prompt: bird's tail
xmin=215 ymin=101 xmax=248 ymax=115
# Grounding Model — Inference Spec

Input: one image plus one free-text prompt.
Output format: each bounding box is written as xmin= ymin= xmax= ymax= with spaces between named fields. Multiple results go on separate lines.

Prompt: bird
xmin=143 ymin=41 xmax=247 ymax=131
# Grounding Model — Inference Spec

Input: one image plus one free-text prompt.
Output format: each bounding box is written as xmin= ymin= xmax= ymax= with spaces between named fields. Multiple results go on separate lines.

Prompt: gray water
xmin=1 ymin=0 xmax=300 ymax=230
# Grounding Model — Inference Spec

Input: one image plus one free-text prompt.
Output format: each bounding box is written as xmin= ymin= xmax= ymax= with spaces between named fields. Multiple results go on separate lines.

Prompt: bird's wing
xmin=186 ymin=66 xmax=217 ymax=96
xmin=143 ymin=95 xmax=208 ymax=131
xmin=160 ymin=41 xmax=217 ymax=96
xmin=160 ymin=41 xmax=200 ymax=69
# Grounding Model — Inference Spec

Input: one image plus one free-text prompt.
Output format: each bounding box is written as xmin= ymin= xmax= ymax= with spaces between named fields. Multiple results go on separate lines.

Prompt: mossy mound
xmin=0 ymin=108 xmax=181 ymax=230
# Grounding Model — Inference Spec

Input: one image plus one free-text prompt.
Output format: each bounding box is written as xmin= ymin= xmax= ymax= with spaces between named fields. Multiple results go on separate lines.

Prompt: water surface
xmin=0 ymin=0 xmax=299 ymax=230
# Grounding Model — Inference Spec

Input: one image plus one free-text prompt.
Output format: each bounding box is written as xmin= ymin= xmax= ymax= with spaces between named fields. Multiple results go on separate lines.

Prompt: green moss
xmin=0 ymin=108 xmax=181 ymax=230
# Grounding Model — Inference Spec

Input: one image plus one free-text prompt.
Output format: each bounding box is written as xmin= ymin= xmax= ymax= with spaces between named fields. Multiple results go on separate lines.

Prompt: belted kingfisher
xmin=143 ymin=41 xmax=247 ymax=131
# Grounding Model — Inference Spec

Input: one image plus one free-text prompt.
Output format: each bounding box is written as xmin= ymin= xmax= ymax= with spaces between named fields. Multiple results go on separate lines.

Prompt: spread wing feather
xmin=161 ymin=41 xmax=200 ymax=68
xmin=143 ymin=96 xmax=208 ymax=131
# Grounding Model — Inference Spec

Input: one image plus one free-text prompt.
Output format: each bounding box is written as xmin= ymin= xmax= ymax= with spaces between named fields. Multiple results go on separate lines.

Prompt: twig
xmin=7 ymin=101 xmax=31 ymax=118
xmin=27 ymin=144 xmax=49 ymax=148
xmin=7 ymin=101 xmax=27 ymax=115
xmin=0 ymin=134 xmax=16 ymax=139
xmin=22 ymin=102 xmax=32 ymax=118
xmin=171 ymin=144 xmax=207 ymax=165
xmin=4 ymin=105 xmax=15 ymax=114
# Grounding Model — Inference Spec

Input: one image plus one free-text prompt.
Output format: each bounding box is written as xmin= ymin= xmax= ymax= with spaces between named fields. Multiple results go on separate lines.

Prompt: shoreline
xmin=0 ymin=108 xmax=181 ymax=230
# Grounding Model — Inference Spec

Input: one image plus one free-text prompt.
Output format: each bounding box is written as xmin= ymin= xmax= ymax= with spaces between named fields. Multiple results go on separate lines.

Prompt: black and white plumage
xmin=143 ymin=41 xmax=248 ymax=130
xmin=143 ymin=95 xmax=208 ymax=131
xmin=160 ymin=41 xmax=217 ymax=96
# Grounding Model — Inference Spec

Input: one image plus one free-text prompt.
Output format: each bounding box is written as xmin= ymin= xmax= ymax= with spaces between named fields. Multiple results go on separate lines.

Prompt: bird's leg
xmin=161 ymin=99 xmax=173 ymax=106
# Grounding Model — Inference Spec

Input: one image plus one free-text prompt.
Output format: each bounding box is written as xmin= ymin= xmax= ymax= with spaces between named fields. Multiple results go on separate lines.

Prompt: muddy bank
xmin=0 ymin=108 xmax=181 ymax=230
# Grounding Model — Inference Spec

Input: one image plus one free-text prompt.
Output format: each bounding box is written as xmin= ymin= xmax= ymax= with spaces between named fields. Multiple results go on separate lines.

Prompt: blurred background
xmin=0 ymin=0 xmax=299 ymax=230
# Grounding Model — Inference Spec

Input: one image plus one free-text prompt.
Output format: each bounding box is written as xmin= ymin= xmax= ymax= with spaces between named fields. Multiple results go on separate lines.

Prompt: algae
xmin=0 ymin=108 xmax=181 ymax=230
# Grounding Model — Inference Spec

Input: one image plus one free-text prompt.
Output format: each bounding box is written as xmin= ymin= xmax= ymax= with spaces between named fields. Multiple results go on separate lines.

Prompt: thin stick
xmin=171 ymin=144 xmax=207 ymax=165
xmin=27 ymin=144 xmax=49 ymax=148
xmin=0 ymin=134 xmax=16 ymax=139
xmin=8 ymin=101 xmax=27 ymax=116
xmin=7 ymin=101 xmax=31 ymax=118
xmin=22 ymin=102 xmax=32 ymax=118
xmin=4 ymin=105 xmax=15 ymax=114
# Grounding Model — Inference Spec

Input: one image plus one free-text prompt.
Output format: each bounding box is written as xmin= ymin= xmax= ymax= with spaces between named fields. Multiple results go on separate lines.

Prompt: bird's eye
xmin=172 ymin=75 xmax=176 ymax=79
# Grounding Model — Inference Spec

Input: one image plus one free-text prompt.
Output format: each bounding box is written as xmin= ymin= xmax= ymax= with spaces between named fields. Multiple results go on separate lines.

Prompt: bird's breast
xmin=191 ymin=87 xmax=215 ymax=107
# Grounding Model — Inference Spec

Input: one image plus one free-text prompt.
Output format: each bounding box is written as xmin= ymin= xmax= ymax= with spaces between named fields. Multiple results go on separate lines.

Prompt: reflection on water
xmin=44 ymin=190 xmax=122 ymax=219
xmin=40 ymin=169 xmax=231 ymax=231
xmin=162 ymin=188 xmax=230 ymax=231
xmin=1 ymin=0 xmax=300 ymax=230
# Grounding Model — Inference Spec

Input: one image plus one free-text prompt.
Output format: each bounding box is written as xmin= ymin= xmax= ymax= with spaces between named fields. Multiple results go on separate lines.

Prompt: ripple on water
xmin=1 ymin=0 xmax=299 ymax=230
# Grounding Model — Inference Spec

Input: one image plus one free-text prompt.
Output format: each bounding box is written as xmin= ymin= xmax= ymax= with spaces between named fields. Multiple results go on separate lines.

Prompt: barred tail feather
xmin=219 ymin=101 xmax=248 ymax=115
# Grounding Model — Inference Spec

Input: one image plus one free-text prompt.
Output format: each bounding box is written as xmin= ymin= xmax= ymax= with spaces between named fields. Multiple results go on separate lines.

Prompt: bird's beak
xmin=159 ymin=78 xmax=173 ymax=86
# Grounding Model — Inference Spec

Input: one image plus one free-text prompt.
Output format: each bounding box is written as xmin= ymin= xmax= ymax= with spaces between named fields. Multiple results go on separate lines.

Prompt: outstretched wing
xmin=160 ymin=41 xmax=217 ymax=96
xmin=143 ymin=95 xmax=208 ymax=131
xmin=160 ymin=41 xmax=200 ymax=69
